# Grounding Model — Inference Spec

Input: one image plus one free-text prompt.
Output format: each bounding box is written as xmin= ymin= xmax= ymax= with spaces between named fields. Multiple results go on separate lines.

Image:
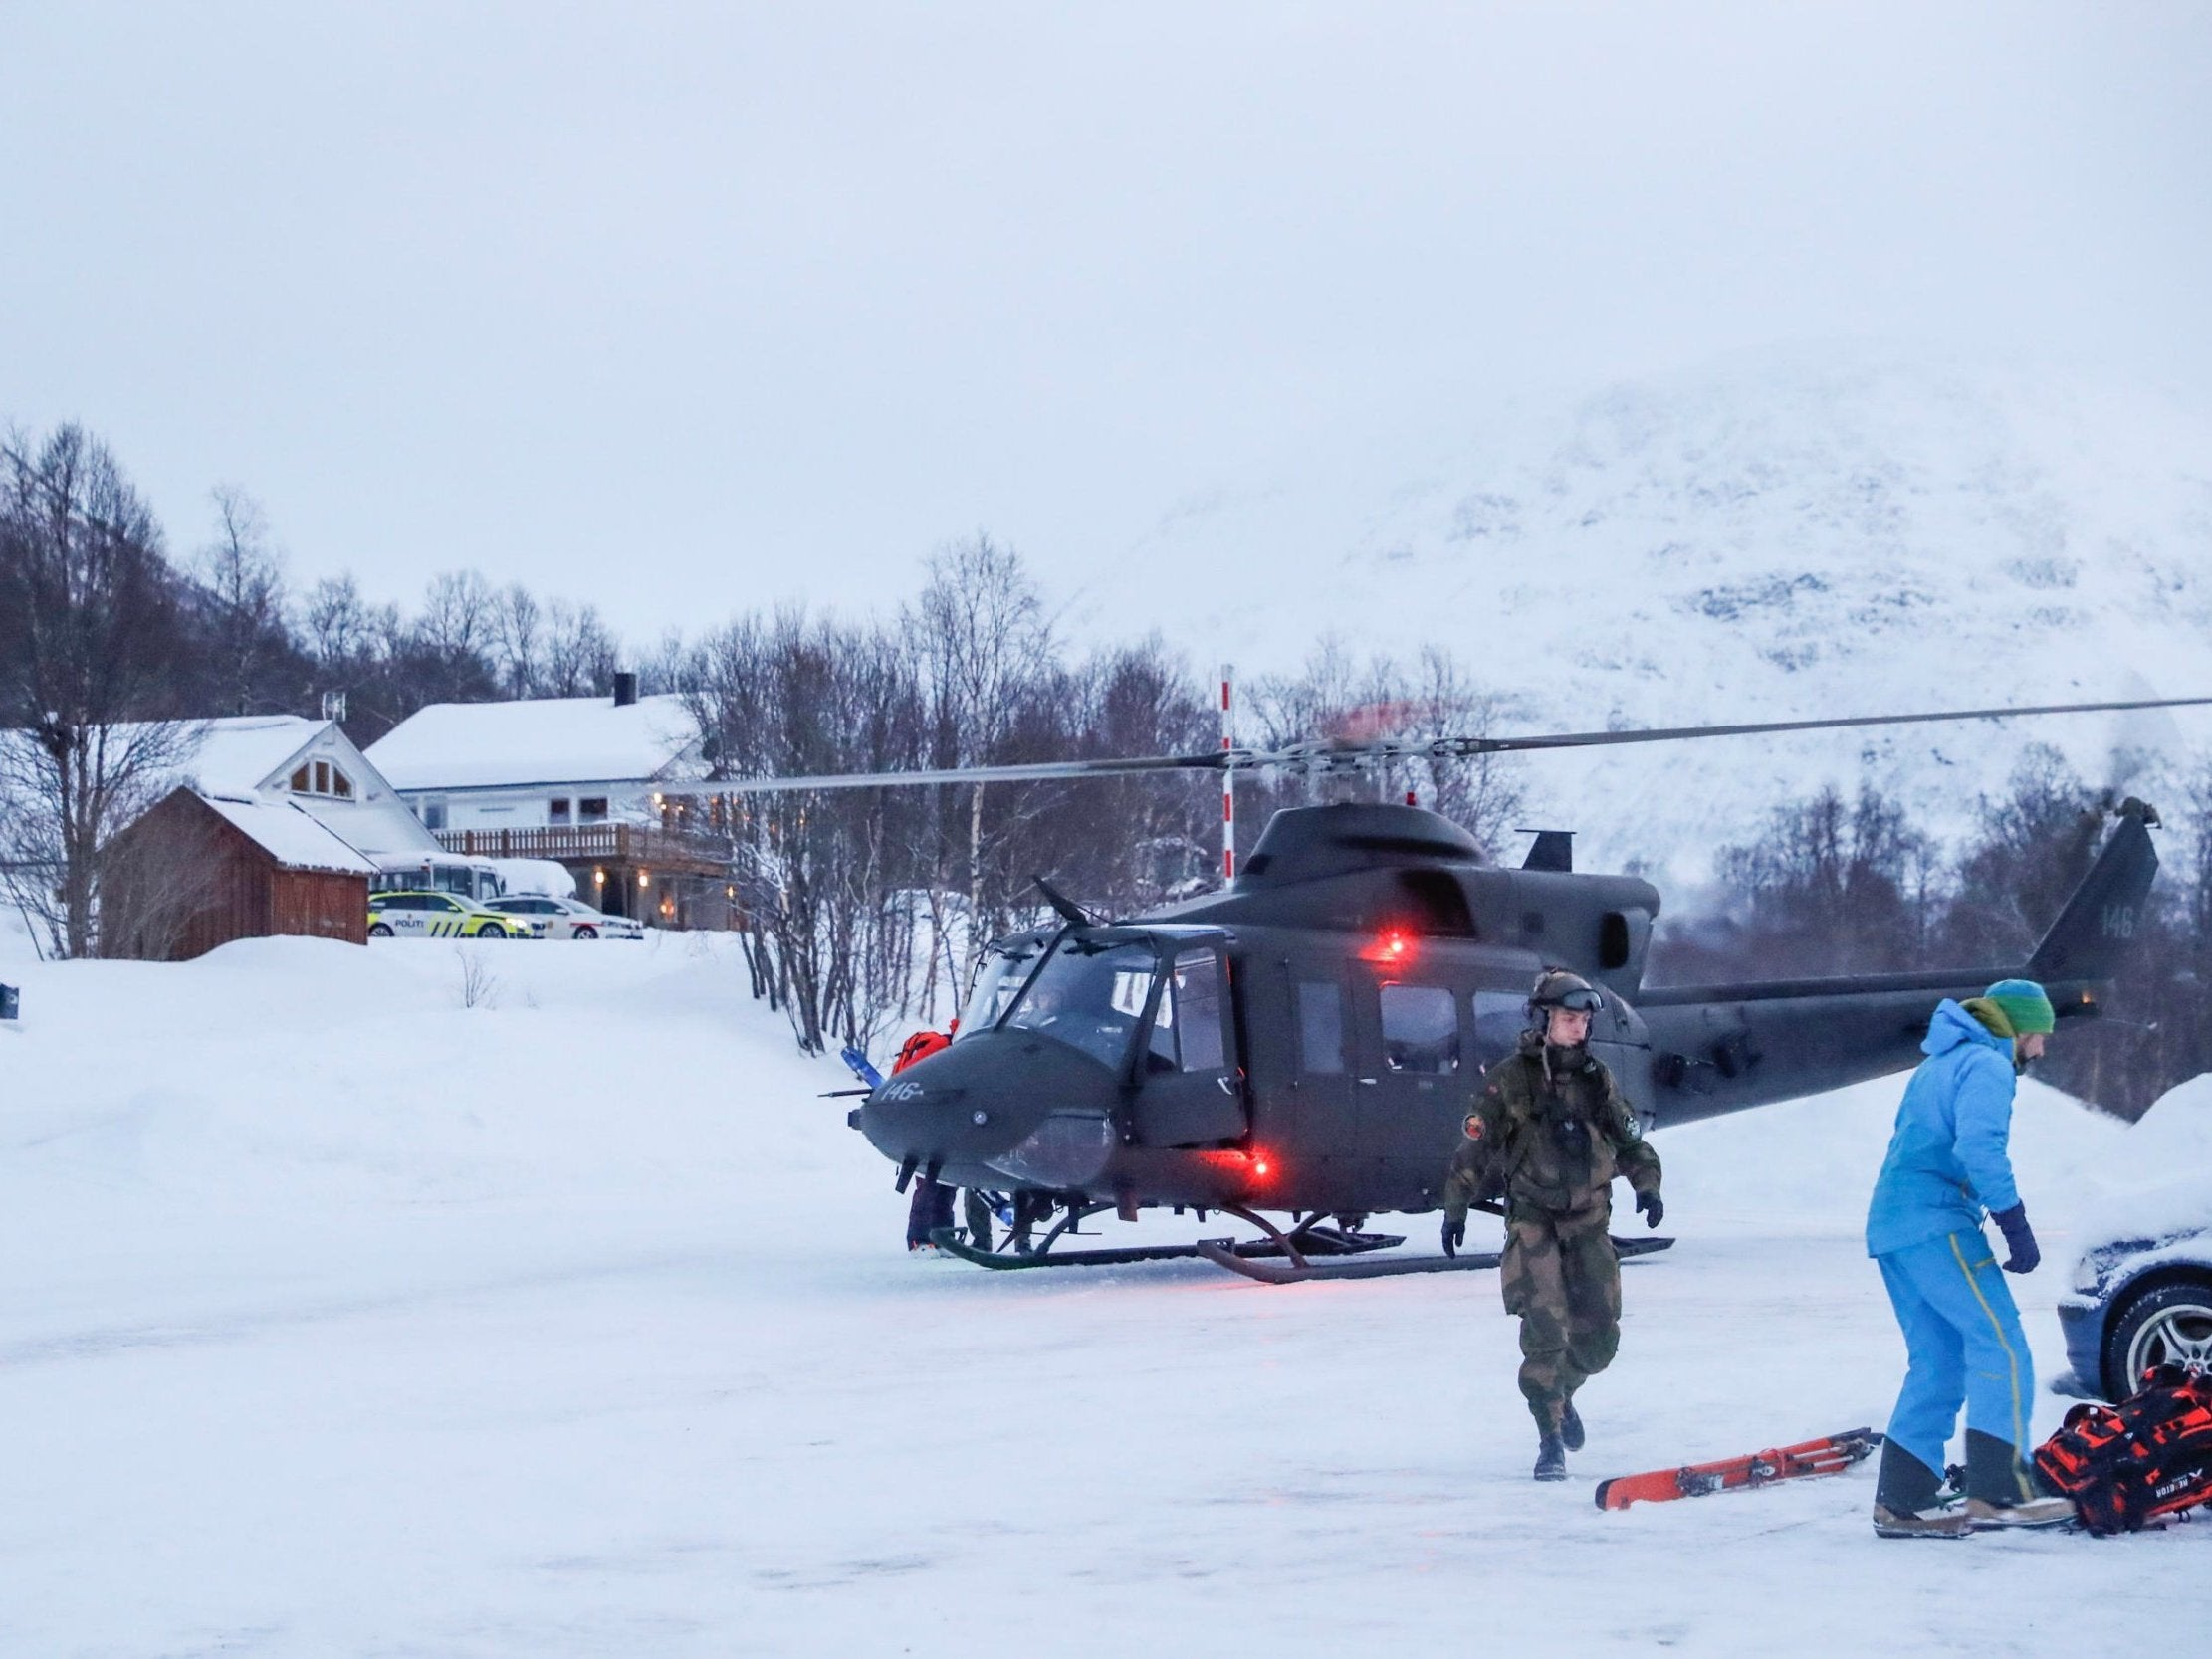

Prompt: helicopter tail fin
xmin=1520 ymin=830 xmax=1574 ymax=873
xmin=2025 ymin=798 xmax=2160 ymax=985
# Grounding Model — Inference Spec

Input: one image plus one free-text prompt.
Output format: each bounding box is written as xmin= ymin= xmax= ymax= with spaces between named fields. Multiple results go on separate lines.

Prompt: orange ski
xmin=1595 ymin=1429 xmax=1881 ymax=1510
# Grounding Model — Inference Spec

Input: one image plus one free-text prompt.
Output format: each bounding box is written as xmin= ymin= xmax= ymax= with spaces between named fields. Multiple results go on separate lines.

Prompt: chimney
xmin=612 ymin=671 xmax=638 ymax=708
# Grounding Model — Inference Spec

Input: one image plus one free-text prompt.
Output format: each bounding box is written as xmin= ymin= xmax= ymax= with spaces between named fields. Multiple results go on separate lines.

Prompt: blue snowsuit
xmin=1866 ymin=999 xmax=2036 ymax=1474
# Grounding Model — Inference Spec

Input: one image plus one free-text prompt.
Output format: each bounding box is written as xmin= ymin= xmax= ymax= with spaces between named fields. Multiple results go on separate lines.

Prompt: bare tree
xmin=542 ymin=598 xmax=620 ymax=696
xmin=303 ymin=572 xmax=376 ymax=668
xmin=418 ymin=569 xmax=494 ymax=661
xmin=0 ymin=425 xmax=199 ymax=957
xmin=490 ymin=582 xmax=544 ymax=697
xmin=194 ymin=485 xmax=288 ymax=715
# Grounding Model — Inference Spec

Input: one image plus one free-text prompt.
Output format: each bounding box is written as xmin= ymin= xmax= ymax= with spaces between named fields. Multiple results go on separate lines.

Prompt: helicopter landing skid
xmin=1196 ymin=1234 xmax=1674 ymax=1285
xmin=926 ymin=1206 xmax=1408 ymax=1272
xmin=929 ymin=1229 xmax=1240 ymax=1270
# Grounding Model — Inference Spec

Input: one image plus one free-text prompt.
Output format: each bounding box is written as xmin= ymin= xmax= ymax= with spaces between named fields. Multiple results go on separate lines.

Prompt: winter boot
xmin=1560 ymin=1400 xmax=1586 ymax=1452
xmin=1962 ymin=1429 xmax=2074 ymax=1530
xmin=1533 ymin=1433 xmax=1568 ymax=1482
xmin=1872 ymin=1439 xmax=1969 ymax=1539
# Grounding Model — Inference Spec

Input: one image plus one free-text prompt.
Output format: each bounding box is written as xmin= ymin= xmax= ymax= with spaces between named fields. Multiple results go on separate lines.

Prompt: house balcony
xmin=434 ymin=822 xmax=730 ymax=879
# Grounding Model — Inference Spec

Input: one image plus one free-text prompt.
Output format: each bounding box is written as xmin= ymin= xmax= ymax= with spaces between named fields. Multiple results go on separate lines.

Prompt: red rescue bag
xmin=2032 ymin=1364 xmax=2212 ymax=1535
xmin=892 ymin=1028 xmax=952 ymax=1074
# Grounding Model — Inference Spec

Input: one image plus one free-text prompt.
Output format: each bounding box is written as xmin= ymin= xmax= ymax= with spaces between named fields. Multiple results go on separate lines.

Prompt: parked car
xmin=368 ymin=890 xmax=541 ymax=939
xmin=2058 ymin=1183 xmax=2212 ymax=1399
xmin=483 ymin=895 xmax=643 ymax=940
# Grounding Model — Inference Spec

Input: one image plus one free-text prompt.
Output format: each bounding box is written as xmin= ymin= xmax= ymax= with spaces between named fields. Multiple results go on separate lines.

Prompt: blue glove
xmin=1441 ymin=1214 xmax=1465 ymax=1258
xmin=1636 ymin=1189 xmax=1663 ymax=1229
xmin=1991 ymin=1202 xmax=2039 ymax=1274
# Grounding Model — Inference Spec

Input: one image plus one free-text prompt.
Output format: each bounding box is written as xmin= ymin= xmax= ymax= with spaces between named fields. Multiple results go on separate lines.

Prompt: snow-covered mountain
xmin=1104 ymin=347 xmax=2212 ymax=883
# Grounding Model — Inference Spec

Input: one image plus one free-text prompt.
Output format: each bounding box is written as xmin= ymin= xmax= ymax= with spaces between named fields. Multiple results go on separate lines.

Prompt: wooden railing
xmin=435 ymin=823 xmax=727 ymax=872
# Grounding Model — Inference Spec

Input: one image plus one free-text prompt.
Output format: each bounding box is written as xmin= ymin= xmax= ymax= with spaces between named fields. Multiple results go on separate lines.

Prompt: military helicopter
xmin=659 ymin=694 xmax=2203 ymax=1282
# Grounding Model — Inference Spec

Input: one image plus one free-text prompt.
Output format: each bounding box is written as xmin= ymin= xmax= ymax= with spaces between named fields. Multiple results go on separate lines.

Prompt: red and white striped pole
xmin=1220 ymin=663 xmax=1235 ymax=882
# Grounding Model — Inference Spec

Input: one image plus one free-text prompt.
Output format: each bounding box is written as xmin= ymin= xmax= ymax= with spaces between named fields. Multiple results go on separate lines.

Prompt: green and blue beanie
xmin=1983 ymin=978 xmax=2056 ymax=1036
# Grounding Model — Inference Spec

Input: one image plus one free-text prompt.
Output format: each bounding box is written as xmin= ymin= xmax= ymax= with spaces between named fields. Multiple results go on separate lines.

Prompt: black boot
xmin=1872 ymin=1440 xmax=1968 ymax=1538
xmin=1962 ymin=1429 xmax=2072 ymax=1529
xmin=1534 ymin=1433 xmax=1567 ymax=1481
xmin=1561 ymin=1400 xmax=1586 ymax=1452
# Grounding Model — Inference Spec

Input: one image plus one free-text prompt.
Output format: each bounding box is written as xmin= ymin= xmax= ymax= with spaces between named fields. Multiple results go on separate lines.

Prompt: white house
xmin=362 ymin=683 xmax=723 ymax=925
xmin=363 ymin=684 xmax=705 ymax=835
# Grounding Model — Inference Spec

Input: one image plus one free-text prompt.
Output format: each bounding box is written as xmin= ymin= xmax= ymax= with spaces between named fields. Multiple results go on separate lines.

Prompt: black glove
xmin=1636 ymin=1189 xmax=1663 ymax=1229
xmin=1991 ymin=1202 xmax=2039 ymax=1274
xmin=1442 ymin=1214 xmax=1465 ymax=1258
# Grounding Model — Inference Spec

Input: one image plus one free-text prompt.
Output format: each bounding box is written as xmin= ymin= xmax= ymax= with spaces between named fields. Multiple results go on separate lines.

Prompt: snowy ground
xmin=4 ymin=936 xmax=2206 ymax=1657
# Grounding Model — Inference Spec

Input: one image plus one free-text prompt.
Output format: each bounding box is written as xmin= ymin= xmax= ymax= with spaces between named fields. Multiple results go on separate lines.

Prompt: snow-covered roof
xmin=199 ymin=794 xmax=378 ymax=875
xmin=172 ymin=717 xmax=325 ymax=795
xmin=365 ymin=695 xmax=703 ymax=792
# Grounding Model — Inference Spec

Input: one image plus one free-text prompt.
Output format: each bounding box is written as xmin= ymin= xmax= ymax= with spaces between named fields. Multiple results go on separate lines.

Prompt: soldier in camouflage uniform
xmin=1442 ymin=968 xmax=1664 ymax=1480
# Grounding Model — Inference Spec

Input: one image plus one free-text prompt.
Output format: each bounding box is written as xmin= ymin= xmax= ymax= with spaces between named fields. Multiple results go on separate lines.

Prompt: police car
xmin=367 ymin=891 xmax=540 ymax=939
xmin=482 ymin=895 xmax=644 ymax=940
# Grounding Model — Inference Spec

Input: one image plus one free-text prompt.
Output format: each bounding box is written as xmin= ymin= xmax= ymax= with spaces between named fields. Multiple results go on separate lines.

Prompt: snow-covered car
xmin=482 ymin=895 xmax=642 ymax=940
xmin=2058 ymin=1190 xmax=2212 ymax=1400
xmin=367 ymin=890 xmax=540 ymax=939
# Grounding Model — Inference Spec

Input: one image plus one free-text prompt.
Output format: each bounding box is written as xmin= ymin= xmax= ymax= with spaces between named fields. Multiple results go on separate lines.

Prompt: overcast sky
xmin=5 ymin=3 xmax=2208 ymax=643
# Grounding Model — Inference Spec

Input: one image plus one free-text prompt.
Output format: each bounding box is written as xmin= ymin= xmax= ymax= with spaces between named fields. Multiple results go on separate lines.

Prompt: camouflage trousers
xmin=1501 ymin=1202 xmax=1622 ymax=1434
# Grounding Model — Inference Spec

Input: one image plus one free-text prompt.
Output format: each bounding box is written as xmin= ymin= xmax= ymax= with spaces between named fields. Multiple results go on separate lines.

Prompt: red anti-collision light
xmin=1362 ymin=928 xmax=1414 ymax=964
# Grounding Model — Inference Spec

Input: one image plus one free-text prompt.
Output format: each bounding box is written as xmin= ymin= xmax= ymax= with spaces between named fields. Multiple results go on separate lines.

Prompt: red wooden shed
xmin=105 ymin=788 xmax=374 ymax=961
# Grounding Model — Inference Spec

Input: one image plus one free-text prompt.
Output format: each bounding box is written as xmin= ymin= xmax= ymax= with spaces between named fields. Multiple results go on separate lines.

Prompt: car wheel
xmin=575 ymin=926 xmax=597 ymax=940
xmin=368 ymin=923 xmax=392 ymax=937
xmin=478 ymin=923 xmax=507 ymax=939
xmin=2103 ymin=1278 xmax=2212 ymax=1397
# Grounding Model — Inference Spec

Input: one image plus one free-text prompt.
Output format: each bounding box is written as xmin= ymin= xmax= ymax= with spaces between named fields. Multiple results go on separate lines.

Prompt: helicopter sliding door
xmin=1126 ymin=944 xmax=1248 ymax=1148
xmin=1351 ymin=976 xmax=1471 ymax=1194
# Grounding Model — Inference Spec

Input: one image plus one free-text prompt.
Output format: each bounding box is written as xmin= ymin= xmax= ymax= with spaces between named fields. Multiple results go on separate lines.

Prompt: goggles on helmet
xmin=1549 ymin=987 xmax=1604 ymax=1013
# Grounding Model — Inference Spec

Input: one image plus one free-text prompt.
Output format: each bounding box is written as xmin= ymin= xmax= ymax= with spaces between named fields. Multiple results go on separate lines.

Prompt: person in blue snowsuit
xmin=1865 ymin=979 xmax=2076 ymax=1537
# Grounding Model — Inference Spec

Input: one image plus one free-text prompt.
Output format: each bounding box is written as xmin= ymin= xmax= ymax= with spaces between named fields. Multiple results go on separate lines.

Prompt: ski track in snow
xmin=2 ymin=935 xmax=2205 ymax=1656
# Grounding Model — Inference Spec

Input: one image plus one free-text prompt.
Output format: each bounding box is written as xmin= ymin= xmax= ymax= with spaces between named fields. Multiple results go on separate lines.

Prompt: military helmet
xmin=1528 ymin=968 xmax=1603 ymax=1016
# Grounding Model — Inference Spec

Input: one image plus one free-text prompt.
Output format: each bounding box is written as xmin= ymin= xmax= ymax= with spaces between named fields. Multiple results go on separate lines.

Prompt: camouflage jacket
xmin=1443 ymin=1031 xmax=1661 ymax=1221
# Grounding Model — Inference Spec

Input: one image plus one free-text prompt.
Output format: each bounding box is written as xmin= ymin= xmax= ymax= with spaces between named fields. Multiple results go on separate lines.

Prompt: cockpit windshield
xmin=958 ymin=938 xmax=1045 ymax=1038
xmin=999 ymin=939 xmax=1160 ymax=1069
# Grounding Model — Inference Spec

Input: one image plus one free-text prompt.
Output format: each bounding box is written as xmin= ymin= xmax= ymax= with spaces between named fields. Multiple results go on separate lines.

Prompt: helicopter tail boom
xmin=1639 ymin=799 xmax=2158 ymax=1127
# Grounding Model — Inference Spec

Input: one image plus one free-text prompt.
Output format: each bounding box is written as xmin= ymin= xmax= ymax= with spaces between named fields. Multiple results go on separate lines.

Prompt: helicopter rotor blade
xmin=647 ymin=694 xmax=2212 ymax=798
xmin=1439 ymin=694 xmax=2212 ymax=757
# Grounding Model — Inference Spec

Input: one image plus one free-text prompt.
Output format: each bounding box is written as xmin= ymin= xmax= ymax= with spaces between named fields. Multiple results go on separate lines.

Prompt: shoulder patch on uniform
xmin=1462 ymin=1114 xmax=1484 ymax=1141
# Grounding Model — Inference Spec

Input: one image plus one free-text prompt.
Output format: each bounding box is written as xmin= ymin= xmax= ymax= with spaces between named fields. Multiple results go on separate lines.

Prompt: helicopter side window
xmin=1168 ymin=949 xmax=1229 ymax=1073
xmin=1471 ymin=990 xmax=1525 ymax=1071
xmin=958 ymin=941 xmax=1042 ymax=1037
xmin=1380 ymin=982 xmax=1459 ymax=1074
xmin=1295 ymin=980 xmax=1345 ymax=1075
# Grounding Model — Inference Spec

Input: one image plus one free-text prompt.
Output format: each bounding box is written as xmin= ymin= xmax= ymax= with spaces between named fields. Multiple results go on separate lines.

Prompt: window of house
xmin=421 ymin=800 xmax=448 ymax=831
xmin=1380 ymin=983 xmax=1459 ymax=1074
xmin=1296 ymin=980 xmax=1345 ymax=1074
xmin=291 ymin=760 xmax=355 ymax=799
xmin=579 ymin=798 xmax=609 ymax=824
xmin=550 ymin=799 xmax=572 ymax=825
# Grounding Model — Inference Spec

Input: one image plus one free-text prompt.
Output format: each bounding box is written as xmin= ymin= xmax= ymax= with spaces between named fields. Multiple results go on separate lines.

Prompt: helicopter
xmin=656 ymin=693 xmax=2205 ymax=1282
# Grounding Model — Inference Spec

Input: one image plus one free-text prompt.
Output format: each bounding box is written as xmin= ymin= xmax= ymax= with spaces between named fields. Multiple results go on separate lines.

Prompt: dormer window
xmin=290 ymin=759 xmax=355 ymax=799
